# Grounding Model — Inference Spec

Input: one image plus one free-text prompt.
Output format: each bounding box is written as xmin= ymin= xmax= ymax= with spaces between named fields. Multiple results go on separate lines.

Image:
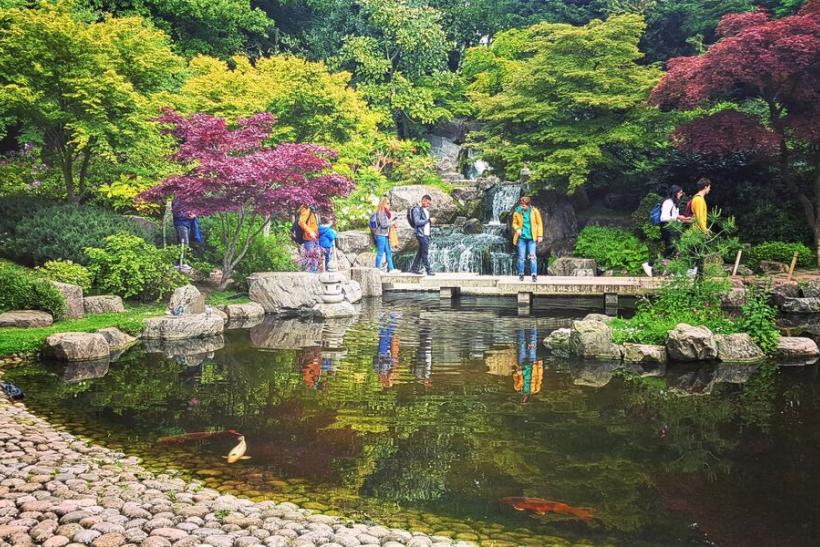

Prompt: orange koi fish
xmin=500 ymin=497 xmax=594 ymax=520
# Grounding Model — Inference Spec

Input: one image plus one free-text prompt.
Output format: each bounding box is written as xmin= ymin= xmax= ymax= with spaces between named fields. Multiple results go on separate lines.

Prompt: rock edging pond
xmin=0 ymin=400 xmax=468 ymax=547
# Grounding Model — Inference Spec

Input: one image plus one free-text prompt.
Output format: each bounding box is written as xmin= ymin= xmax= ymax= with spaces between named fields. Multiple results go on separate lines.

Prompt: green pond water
xmin=5 ymin=295 xmax=820 ymax=547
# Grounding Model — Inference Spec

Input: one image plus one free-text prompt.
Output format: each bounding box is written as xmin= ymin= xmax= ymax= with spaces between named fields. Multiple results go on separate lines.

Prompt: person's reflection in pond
xmin=513 ymin=328 xmax=543 ymax=403
xmin=411 ymin=319 xmax=433 ymax=387
xmin=298 ymin=348 xmax=324 ymax=390
xmin=373 ymin=312 xmax=400 ymax=388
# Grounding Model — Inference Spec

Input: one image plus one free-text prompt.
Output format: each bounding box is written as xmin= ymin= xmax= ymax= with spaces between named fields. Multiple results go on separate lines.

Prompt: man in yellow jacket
xmin=511 ymin=196 xmax=544 ymax=282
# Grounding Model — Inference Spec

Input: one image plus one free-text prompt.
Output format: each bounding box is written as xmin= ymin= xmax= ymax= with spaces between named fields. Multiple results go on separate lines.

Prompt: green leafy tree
xmin=463 ymin=14 xmax=667 ymax=192
xmin=0 ymin=3 xmax=183 ymax=202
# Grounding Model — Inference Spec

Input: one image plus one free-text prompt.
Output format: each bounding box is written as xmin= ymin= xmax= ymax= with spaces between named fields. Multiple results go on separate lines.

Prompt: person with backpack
xmin=318 ymin=219 xmax=337 ymax=272
xmin=689 ymin=178 xmax=711 ymax=235
xmin=371 ymin=197 xmax=400 ymax=272
xmin=642 ymin=185 xmax=691 ymax=277
xmin=511 ymin=196 xmax=544 ymax=282
xmin=296 ymin=204 xmax=319 ymax=272
xmin=408 ymin=194 xmax=436 ymax=276
xmin=172 ymin=198 xmax=202 ymax=272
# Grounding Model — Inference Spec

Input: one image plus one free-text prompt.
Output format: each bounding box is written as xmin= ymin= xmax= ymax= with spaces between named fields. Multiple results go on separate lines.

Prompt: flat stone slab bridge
xmin=380 ymin=272 xmax=665 ymax=306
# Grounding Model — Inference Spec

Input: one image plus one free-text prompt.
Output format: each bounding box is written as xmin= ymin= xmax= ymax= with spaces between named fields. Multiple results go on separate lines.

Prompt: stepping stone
xmin=0 ymin=310 xmax=53 ymax=328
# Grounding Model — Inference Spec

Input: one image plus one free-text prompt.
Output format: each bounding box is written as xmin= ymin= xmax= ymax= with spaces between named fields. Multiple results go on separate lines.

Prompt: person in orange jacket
xmin=298 ymin=204 xmax=320 ymax=272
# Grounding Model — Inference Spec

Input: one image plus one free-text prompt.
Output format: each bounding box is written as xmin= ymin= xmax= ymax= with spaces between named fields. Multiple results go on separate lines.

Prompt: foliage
xmin=85 ymin=233 xmax=186 ymax=301
xmin=736 ymin=285 xmax=780 ymax=354
xmin=665 ymin=209 xmax=740 ymax=273
xmin=463 ymin=14 xmax=669 ymax=192
xmin=574 ymin=226 xmax=649 ymax=274
xmin=140 ymin=110 xmax=351 ymax=289
xmin=746 ymin=241 xmax=815 ymax=269
xmin=35 ymin=260 xmax=92 ymax=291
xmin=0 ymin=261 xmax=66 ymax=320
xmin=0 ymin=200 xmax=157 ymax=266
xmin=0 ymin=3 xmax=184 ymax=201
xmin=632 ymin=192 xmax=664 ymax=242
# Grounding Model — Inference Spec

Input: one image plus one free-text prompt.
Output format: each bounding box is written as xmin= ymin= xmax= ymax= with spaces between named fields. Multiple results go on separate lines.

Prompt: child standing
xmin=318 ymin=220 xmax=337 ymax=271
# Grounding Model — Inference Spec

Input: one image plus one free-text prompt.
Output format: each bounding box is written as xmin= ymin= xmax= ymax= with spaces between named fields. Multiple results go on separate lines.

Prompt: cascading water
xmin=396 ymin=184 xmax=522 ymax=275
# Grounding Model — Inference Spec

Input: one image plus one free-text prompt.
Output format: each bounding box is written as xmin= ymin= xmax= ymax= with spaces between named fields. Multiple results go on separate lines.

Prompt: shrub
xmin=35 ymin=260 xmax=92 ymax=291
xmin=0 ymin=262 xmax=66 ymax=319
xmin=574 ymin=225 xmax=649 ymax=274
xmin=0 ymin=200 xmax=157 ymax=266
xmin=85 ymin=233 xmax=186 ymax=301
xmin=736 ymin=286 xmax=780 ymax=354
xmin=631 ymin=192 xmax=663 ymax=242
xmin=746 ymin=241 xmax=814 ymax=269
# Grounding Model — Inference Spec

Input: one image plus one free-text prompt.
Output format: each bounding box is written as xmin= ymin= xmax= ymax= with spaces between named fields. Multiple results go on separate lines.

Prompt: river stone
xmin=312 ymin=301 xmax=358 ymax=319
xmin=780 ymin=297 xmax=820 ymax=314
xmin=543 ymin=328 xmax=571 ymax=357
xmin=334 ymin=250 xmax=353 ymax=272
xmin=715 ymin=333 xmax=765 ymax=363
xmin=582 ymin=313 xmax=614 ymax=324
xmin=51 ymin=281 xmax=84 ymax=319
xmin=533 ymin=190 xmax=578 ymax=258
xmin=43 ymin=333 xmax=110 ymax=362
xmin=335 ymin=231 xmax=372 ymax=255
xmin=569 ymin=320 xmax=621 ymax=360
xmin=758 ymin=260 xmax=788 ymax=274
xmin=721 ymin=288 xmax=747 ymax=309
xmin=217 ymin=302 xmax=265 ymax=322
xmin=388 ymin=185 xmax=458 ymax=224
xmin=341 ymin=278 xmax=363 ymax=304
xmin=0 ymin=310 xmax=53 ymax=328
xmin=83 ymin=296 xmax=125 ymax=315
xmin=391 ymin=216 xmax=419 ymax=253
xmin=462 ymin=218 xmax=483 ymax=234
xmin=168 ymin=285 xmax=205 ymax=315
xmin=350 ymin=268 xmax=382 ymax=297
xmin=770 ymin=282 xmax=800 ymax=306
xmin=800 ymin=280 xmax=820 ymax=298
xmin=548 ymin=257 xmax=596 ymax=277
xmin=248 ymin=272 xmax=323 ymax=314
xmin=428 ymin=134 xmax=460 ymax=172
xmin=622 ymin=343 xmax=667 ymax=364
xmin=666 ymin=324 xmax=718 ymax=362
xmin=775 ymin=337 xmax=820 ymax=365
xmin=141 ymin=314 xmax=224 ymax=340
xmin=95 ymin=328 xmax=137 ymax=353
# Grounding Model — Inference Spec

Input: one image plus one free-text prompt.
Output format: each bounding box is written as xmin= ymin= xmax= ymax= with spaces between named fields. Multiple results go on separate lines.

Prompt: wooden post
xmin=731 ymin=250 xmax=742 ymax=277
xmin=787 ymin=252 xmax=799 ymax=282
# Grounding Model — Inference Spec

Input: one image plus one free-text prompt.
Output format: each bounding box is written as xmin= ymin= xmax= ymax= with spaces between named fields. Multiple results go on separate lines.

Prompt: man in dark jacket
xmin=410 ymin=194 xmax=436 ymax=275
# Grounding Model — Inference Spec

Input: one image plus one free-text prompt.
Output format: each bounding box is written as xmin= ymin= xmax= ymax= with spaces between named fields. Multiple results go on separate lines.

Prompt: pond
xmin=6 ymin=295 xmax=820 ymax=547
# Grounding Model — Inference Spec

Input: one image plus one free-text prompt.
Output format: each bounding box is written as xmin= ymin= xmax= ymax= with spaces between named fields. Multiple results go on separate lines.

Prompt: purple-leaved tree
xmin=141 ymin=109 xmax=352 ymax=288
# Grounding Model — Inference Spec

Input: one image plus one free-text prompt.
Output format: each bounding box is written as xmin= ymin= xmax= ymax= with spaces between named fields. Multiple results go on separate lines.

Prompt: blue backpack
xmin=649 ymin=203 xmax=662 ymax=226
xmin=368 ymin=213 xmax=379 ymax=231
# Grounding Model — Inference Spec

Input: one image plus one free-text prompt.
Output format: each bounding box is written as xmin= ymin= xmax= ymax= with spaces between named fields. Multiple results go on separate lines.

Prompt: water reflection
xmin=514 ymin=329 xmax=543 ymax=402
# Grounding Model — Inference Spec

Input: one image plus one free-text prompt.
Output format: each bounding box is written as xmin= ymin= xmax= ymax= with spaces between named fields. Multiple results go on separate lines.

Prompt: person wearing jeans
xmin=410 ymin=194 xmax=436 ymax=276
xmin=373 ymin=197 xmax=399 ymax=272
xmin=511 ymin=196 xmax=544 ymax=281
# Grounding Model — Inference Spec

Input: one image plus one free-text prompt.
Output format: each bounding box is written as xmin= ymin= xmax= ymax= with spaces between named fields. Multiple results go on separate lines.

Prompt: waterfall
xmin=489 ymin=184 xmax=521 ymax=224
xmin=396 ymin=225 xmax=514 ymax=275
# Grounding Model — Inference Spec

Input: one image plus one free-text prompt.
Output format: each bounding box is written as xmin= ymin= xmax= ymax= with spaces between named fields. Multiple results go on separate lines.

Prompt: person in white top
xmin=642 ymin=185 xmax=692 ymax=277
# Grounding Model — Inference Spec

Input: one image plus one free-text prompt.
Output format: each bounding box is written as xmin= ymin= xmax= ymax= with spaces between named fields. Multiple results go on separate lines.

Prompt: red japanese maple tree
xmin=141 ymin=110 xmax=352 ymax=287
xmin=651 ymin=0 xmax=820 ymax=261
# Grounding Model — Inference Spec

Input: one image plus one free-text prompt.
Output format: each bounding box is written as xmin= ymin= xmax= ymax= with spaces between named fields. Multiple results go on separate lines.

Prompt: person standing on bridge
xmin=511 ymin=196 xmax=543 ymax=282
xmin=409 ymin=194 xmax=436 ymax=276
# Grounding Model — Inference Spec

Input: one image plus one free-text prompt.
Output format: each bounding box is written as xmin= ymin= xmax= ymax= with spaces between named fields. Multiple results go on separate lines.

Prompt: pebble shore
xmin=0 ymin=400 xmax=469 ymax=547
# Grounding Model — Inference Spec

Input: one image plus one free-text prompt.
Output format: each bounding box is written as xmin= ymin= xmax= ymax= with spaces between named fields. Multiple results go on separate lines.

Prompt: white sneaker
xmin=388 ymin=269 xmax=401 ymax=274
xmin=642 ymin=262 xmax=653 ymax=277
xmin=687 ymin=267 xmax=698 ymax=277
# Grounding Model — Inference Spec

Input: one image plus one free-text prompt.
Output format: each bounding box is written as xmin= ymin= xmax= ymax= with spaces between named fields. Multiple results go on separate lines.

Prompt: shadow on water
xmin=6 ymin=295 xmax=820 ymax=546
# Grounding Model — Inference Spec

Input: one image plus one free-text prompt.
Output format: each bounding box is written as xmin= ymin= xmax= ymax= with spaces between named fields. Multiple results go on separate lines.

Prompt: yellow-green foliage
xmin=35 ymin=260 xmax=92 ymax=291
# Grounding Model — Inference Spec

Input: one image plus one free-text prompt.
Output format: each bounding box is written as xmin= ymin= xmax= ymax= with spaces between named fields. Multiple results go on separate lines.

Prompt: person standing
xmin=318 ymin=219 xmax=337 ymax=272
xmin=642 ymin=185 xmax=691 ymax=277
xmin=298 ymin=203 xmax=319 ymax=272
xmin=410 ymin=194 xmax=436 ymax=276
xmin=511 ymin=196 xmax=544 ymax=281
xmin=690 ymin=178 xmax=711 ymax=234
xmin=373 ymin=197 xmax=399 ymax=272
xmin=172 ymin=198 xmax=201 ymax=272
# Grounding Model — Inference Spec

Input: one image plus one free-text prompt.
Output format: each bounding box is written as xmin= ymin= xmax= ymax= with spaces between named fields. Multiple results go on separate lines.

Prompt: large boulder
xmin=720 ymin=288 xmax=747 ymax=309
xmin=83 ymin=295 xmax=125 ymax=314
xmin=350 ymin=267 xmax=382 ymax=297
xmin=353 ymin=251 xmax=378 ymax=269
xmin=622 ymin=343 xmax=668 ymax=364
xmin=462 ymin=218 xmax=483 ymax=234
xmin=336 ymin=231 xmax=373 ymax=256
xmin=391 ymin=216 xmax=419 ymax=252
xmin=666 ymin=324 xmax=718 ymax=362
xmin=428 ymin=135 xmax=461 ymax=173
xmin=569 ymin=319 xmax=622 ymax=360
xmin=247 ymin=272 xmax=324 ymax=314
xmin=43 ymin=332 xmax=110 ymax=362
xmin=168 ymin=284 xmax=206 ymax=315
xmin=388 ymin=185 xmax=458 ymax=224
xmin=451 ymin=188 xmax=484 ymax=219
xmin=141 ymin=313 xmax=224 ymax=340
xmin=341 ymin=278 xmax=363 ymax=304
xmin=51 ymin=281 xmax=84 ymax=319
xmin=775 ymin=337 xmax=820 ymax=365
xmin=780 ymin=297 xmax=820 ymax=314
xmin=0 ymin=310 xmax=53 ymax=328
xmin=715 ymin=333 xmax=765 ymax=363
xmin=548 ymin=257 xmax=597 ymax=277
xmin=770 ymin=282 xmax=800 ymax=307
xmin=758 ymin=260 xmax=788 ymax=274
xmin=533 ymin=191 xmax=578 ymax=258
xmin=800 ymin=280 xmax=820 ymax=298
xmin=217 ymin=302 xmax=265 ymax=324
xmin=583 ymin=313 xmax=615 ymax=324
xmin=543 ymin=328 xmax=571 ymax=357
xmin=96 ymin=327 xmax=137 ymax=353
xmin=312 ymin=300 xmax=358 ymax=319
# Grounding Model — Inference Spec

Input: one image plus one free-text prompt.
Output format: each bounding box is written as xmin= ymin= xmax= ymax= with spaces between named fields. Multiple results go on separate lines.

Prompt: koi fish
xmin=500 ymin=497 xmax=593 ymax=520
xmin=158 ymin=429 xmax=241 ymax=444
xmin=224 ymin=435 xmax=251 ymax=464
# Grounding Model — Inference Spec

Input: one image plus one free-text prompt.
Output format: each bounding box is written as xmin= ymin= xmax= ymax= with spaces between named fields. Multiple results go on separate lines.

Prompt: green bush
xmin=0 ymin=262 xmax=66 ymax=319
xmin=35 ymin=260 xmax=92 ymax=291
xmin=736 ymin=286 xmax=780 ymax=354
xmin=746 ymin=241 xmax=814 ymax=270
xmin=631 ymin=192 xmax=663 ymax=242
xmin=573 ymin=225 xmax=649 ymax=274
xmin=0 ymin=200 xmax=157 ymax=266
xmin=85 ymin=233 xmax=186 ymax=301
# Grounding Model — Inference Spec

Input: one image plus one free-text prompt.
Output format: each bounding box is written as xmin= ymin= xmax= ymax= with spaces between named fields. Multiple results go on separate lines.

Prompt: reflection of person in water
xmin=373 ymin=313 xmax=399 ymax=388
xmin=298 ymin=348 xmax=324 ymax=390
xmin=411 ymin=321 xmax=433 ymax=387
xmin=513 ymin=328 xmax=543 ymax=403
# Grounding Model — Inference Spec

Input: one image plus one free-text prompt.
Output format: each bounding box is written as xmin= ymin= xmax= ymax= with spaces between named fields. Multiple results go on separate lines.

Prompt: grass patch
xmin=0 ymin=303 xmax=163 ymax=356
xmin=206 ymin=291 xmax=250 ymax=306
